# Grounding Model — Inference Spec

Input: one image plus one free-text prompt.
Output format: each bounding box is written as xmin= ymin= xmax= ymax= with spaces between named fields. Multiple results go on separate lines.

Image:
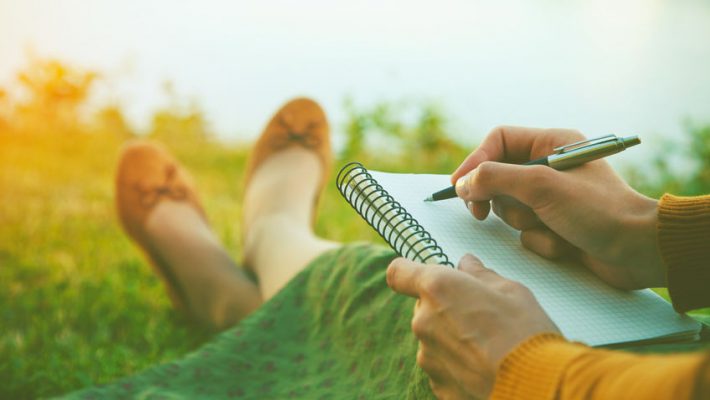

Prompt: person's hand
xmin=387 ymin=255 xmax=559 ymax=399
xmin=451 ymin=126 xmax=664 ymax=289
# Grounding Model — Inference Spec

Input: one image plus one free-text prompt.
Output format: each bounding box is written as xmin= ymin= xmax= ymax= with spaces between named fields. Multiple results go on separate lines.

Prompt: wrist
xmin=619 ymin=195 xmax=665 ymax=288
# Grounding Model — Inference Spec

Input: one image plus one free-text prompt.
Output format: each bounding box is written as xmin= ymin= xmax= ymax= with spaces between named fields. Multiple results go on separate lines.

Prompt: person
xmin=387 ymin=126 xmax=710 ymax=399
xmin=67 ymin=99 xmax=709 ymax=399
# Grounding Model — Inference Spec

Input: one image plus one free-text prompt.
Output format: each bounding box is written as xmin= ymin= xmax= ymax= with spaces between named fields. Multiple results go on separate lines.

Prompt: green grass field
xmin=0 ymin=132 xmax=386 ymax=399
xmin=2 ymin=131 xmax=708 ymax=399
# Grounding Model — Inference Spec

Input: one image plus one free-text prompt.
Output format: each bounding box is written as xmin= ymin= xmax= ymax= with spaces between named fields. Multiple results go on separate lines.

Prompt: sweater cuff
xmin=658 ymin=194 xmax=710 ymax=312
xmin=490 ymin=333 xmax=588 ymax=400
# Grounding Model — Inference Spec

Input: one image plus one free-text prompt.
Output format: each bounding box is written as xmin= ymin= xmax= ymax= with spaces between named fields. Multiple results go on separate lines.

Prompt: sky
xmin=1 ymin=0 xmax=710 ymax=165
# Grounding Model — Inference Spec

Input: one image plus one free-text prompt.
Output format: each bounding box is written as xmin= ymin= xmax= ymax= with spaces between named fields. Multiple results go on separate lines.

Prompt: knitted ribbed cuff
xmin=658 ymin=194 xmax=710 ymax=313
xmin=490 ymin=333 xmax=589 ymax=400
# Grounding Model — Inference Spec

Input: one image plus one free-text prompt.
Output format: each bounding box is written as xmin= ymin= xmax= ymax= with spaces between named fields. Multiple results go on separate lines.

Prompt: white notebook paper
xmin=350 ymin=169 xmax=700 ymax=346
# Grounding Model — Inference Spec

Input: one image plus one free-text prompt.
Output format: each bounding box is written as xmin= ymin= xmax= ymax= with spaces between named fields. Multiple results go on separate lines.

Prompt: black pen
xmin=424 ymin=134 xmax=641 ymax=202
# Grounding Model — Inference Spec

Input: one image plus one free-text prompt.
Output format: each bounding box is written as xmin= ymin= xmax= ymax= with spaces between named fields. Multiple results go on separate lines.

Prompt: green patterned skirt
xmin=65 ymin=243 xmax=434 ymax=399
xmin=64 ymin=243 xmax=710 ymax=399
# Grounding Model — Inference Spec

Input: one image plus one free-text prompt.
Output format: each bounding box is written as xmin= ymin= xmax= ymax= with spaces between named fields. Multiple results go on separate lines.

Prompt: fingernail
xmin=462 ymin=253 xmax=478 ymax=263
xmin=455 ymin=175 xmax=469 ymax=197
xmin=466 ymin=201 xmax=474 ymax=215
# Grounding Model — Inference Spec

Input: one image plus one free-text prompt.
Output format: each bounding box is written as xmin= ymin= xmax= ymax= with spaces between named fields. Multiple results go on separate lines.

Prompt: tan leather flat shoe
xmin=115 ymin=140 xmax=207 ymax=312
xmin=243 ymin=97 xmax=333 ymax=226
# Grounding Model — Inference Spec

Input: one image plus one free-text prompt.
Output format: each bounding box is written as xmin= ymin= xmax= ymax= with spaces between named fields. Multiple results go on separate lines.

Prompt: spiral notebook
xmin=336 ymin=163 xmax=701 ymax=347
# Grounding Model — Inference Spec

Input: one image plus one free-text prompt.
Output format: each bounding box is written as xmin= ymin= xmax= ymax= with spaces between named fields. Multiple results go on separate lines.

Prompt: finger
xmin=456 ymin=161 xmax=562 ymax=210
xmin=386 ymin=257 xmax=428 ymax=298
xmin=451 ymin=126 xmax=585 ymax=184
xmin=457 ymin=254 xmax=501 ymax=283
xmin=428 ymin=376 xmax=462 ymax=400
xmin=520 ymin=228 xmax=580 ymax=260
xmin=466 ymin=200 xmax=491 ymax=221
xmin=491 ymin=196 xmax=543 ymax=231
xmin=417 ymin=345 xmax=450 ymax=383
xmin=451 ymin=126 xmax=544 ymax=183
xmin=411 ymin=303 xmax=435 ymax=340
xmin=428 ymin=378 xmax=447 ymax=400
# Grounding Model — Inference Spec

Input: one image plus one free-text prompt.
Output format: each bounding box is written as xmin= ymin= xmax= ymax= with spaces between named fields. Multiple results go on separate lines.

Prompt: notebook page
xmin=369 ymin=171 xmax=700 ymax=346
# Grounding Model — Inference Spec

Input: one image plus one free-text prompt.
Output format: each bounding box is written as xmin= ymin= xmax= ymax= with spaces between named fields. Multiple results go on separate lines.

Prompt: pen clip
xmin=553 ymin=134 xmax=618 ymax=154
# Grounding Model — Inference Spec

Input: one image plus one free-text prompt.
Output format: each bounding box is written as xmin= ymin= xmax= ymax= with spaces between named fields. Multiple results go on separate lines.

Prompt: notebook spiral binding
xmin=336 ymin=162 xmax=454 ymax=267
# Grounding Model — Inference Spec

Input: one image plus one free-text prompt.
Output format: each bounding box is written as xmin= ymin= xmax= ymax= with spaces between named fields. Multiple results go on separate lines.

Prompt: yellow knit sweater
xmin=490 ymin=194 xmax=710 ymax=399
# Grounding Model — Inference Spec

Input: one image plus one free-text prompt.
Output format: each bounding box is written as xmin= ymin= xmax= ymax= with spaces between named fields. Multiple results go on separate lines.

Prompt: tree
xmin=13 ymin=58 xmax=97 ymax=134
xmin=147 ymin=81 xmax=212 ymax=145
xmin=0 ymin=86 xmax=8 ymax=133
xmin=93 ymin=105 xmax=134 ymax=139
xmin=340 ymin=98 xmax=469 ymax=173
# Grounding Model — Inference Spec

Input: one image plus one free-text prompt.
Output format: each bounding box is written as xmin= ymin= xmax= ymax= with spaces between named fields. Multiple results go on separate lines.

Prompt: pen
xmin=424 ymin=134 xmax=641 ymax=202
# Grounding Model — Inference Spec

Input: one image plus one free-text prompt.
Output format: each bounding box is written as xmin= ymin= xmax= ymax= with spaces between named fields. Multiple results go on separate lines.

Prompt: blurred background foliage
xmin=340 ymin=97 xmax=469 ymax=172
xmin=625 ymin=123 xmax=710 ymax=198
xmin=1 ymin=58 xmax=709 ymax=399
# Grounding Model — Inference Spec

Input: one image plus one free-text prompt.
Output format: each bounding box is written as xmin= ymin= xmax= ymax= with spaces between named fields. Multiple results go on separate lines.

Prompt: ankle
xmin=242 ymin=148 xmax=320 ymax=231
xmin=243 ymin=213 xmax=312 ymax=268
xmin=146 ymin=201 xmax=213 ymax=242
xmin=201 ymin=275 xmax=261 ymax=330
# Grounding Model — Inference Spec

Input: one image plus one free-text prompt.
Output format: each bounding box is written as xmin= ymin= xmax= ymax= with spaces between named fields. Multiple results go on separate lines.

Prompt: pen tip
xmin=423 ymin=196 xmax=433 ymax=202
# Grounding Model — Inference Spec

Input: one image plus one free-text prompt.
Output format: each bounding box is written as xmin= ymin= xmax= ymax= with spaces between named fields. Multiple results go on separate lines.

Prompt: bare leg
xmin=145 ymin=201 xmax=262 ymax=330
xmin=243 ymin=147 xmax=340 ymax=300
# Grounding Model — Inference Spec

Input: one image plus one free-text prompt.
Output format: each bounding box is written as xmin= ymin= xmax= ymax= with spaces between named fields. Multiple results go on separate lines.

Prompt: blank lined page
xmin=369 ymin=171 xmax=700 ymax=346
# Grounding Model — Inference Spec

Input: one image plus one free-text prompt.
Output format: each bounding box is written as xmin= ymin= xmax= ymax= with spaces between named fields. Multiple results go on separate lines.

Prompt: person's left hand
xmin=387 ymin=254 xmax=560 ymax=399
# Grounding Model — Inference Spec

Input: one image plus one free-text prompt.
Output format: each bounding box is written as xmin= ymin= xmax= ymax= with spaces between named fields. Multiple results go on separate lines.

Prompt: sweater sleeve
xmin=489 ymin=194 xmax=710 ymax=399
xmin=491 ymin=333 xmax=710 ymax=400
xmin=658 ymin=194 xmax=710 ymax=312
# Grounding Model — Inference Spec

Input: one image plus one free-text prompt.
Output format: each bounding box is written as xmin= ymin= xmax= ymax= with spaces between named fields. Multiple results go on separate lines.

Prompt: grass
xmin=0 ymin=132 xmax=383 ymax=399
xmin=2 ymin=131 xmax=708 ymax=399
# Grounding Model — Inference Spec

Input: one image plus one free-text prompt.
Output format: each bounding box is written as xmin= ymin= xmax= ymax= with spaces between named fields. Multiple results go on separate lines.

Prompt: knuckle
xmin=490 ymin=125 xmax=513 ymax=138
xmin=525 ymin=166 xmax=555 ymax=204
xmin=527 ymin=164 xmax=553 ymax=183
xmin=505 ymin=208 xmax=524 ymax=230
xmin=416 ymin=347 xmax=429 ymax=368
xmin=428 ymin=379 xmax=444 ymax=397
xmin=385 ymin=262 xmax=399 ymax=286
xmin=461 ymin=253 xmax=484 ymax=268
xmin=419 ymin=271 xmax=449 ymax=298
xmin=411 ymin=314 xmax=430 ymax=338
xmin=473 ymin=161 xmax=496 ymax=187
xmin=472 ymin=268 xmax=497 ymax=280
xmin=497 ymin=279 xmax=523 ymax=293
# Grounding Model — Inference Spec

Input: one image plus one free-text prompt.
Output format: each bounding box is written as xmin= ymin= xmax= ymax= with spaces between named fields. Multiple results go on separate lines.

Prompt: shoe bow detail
xmin=271 ymin=116 xmax=322 ymax=150
xmin=134 ymin=164 xmax=188 ymax=208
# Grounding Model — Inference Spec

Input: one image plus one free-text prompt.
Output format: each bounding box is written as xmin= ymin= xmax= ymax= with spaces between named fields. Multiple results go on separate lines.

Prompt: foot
xmin=242 ymin=98 xmax=338 ymax=298
xmin=242 ymin=147 xmax=322 ymax=267
xmin=116 ymin=141 xmax=261 ymax=329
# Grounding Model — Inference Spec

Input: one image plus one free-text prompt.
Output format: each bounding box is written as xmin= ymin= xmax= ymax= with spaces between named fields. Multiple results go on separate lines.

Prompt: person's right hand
xmin=451 ymin=126 xmax=665 ymax=290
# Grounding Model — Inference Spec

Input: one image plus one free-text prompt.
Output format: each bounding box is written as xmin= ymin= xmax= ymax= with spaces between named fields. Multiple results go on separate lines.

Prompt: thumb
xmin=386 ymin=257 xmax=428 ymax=298
xmin=455 ymin=161 xmax=559 ymax=210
